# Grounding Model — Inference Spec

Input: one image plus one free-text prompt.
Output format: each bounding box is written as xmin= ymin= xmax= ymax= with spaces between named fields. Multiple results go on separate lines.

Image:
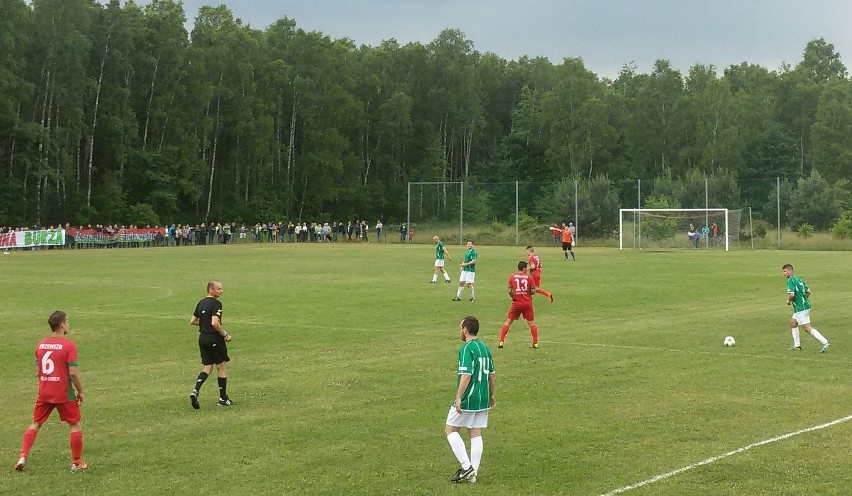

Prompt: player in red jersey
xmin=526 ymin=246 xmax=554 ymax=302
xmin=498 ymin=261 xmax=541 ymax=349
xmin=15 ymin=310 xmax=87 ymax=472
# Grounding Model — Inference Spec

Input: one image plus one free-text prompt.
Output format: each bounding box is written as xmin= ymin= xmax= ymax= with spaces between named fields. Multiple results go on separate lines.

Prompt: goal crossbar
xmin=619 ymin=208 xmax=731 ymax=251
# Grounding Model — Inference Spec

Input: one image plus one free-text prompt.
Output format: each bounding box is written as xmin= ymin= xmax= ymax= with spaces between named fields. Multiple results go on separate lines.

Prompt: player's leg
xmin=215 ymin=361 xmax=233 ymax=405
xmin=432 ymin=263 xmax=440 ymax=283
xmin=442 ymin=267 xmax=451 ymax=282
xmin=499 ymin=313 xmax=516 ymax=347
xmin=469 ymin=429 xmax=483 ymax=481
xmin=569 ymin=246 xmax=575 ymax=260
xmin=562 ymin=243 xmax=569 ymax=260
xmin=16 ymin=416 xmax=45 ymax=471
xmin=468 ymin=283 xmax=475 ymax=301
xmin=445 ymin=411 xmax=474 ymax=482
xmin=788 ymin=316 xmax=802 ymax=350
xmin=533 ymin=276 xmax=553 ymax=301
xmin=524 ymin=304 xmax=539 ymax=347
xmin=454 ymin=273 xmax=465 ymax=300
xmin=801 ymin=318 xmax=829 ymax=351
xmin=58 ymin=402 xmax=86 ymax=471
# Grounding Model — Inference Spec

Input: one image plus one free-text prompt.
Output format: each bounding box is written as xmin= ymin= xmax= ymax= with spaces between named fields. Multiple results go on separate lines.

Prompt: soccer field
xmin=2 ymin=243 xmax=850 ymax=495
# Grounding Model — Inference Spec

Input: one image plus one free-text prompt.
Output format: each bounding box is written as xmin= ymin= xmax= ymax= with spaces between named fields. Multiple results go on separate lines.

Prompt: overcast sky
xmin=132 ymin=0 xmax=851 ymax=78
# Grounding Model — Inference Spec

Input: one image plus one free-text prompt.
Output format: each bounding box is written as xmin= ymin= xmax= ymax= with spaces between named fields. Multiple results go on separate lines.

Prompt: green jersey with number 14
xmin=455 ymin=338 xmax=494 ymax=411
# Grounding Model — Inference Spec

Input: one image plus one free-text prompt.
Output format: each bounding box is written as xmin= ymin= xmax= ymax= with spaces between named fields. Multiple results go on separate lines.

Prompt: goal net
xmin=619 ymin=208 xmax=742 ymax=251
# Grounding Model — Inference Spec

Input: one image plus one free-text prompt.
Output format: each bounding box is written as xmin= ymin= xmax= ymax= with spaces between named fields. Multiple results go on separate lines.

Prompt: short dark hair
xmin=518 ymin=261 xmax=528 ymax=271
xmin=782 ymin=263 xmax=793 ymax=271
xmin=462 ymin=316 xmax=480 ymax=336
xmin=48 ymin=310 xmax=67 ymax=331
xmin=526 ymin=245 xmax=533 ymax=250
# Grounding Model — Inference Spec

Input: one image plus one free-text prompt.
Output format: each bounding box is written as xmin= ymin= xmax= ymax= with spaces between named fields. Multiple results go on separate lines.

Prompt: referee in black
xmin=189 ymin=280 xmax=234 ymax=408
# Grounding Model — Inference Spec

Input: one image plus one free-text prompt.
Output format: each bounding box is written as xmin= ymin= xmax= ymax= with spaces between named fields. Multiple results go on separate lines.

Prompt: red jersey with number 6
xmin=35 ymin=337 xmax=78 ymax=403
xmin=509 ymin=272 xmax=534 ymax=302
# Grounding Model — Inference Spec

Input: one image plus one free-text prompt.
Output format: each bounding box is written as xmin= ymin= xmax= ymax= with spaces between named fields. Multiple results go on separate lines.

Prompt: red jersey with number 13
xmin=509 ymin=272 xmax=534 ymax=302
xmin=35 ymin=337 xmax=78 ymax=403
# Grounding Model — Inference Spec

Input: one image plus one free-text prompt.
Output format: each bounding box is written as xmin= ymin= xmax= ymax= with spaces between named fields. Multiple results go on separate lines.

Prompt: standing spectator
xmin=444 ymin=316 xmax=495 ymax=484
xmin=375 ymin=220 xmax=383 ymax=242
xmin=400 ymin=222 xmax=407 ymax=242
xmin=188 ymin=281 xmax=235 ymax=408
xmin=498 ymin=261 xmax=541 ymax=349
xmin=551 ymin=223 xmax=560 ymax=246
xmin=361 ymin=220 xmax=369 ymax=242
xmin=15 ymin=311 xmax=87 ymax=472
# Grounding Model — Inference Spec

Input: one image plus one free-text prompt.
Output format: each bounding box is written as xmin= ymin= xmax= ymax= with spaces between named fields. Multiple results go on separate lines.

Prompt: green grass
xmin=2 ymin=243 xmax=850 ymax=495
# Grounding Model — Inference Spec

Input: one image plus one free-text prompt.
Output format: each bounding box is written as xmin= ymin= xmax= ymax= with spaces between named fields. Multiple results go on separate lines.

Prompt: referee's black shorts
xmin=199 ymin=333 xmax=230 ymax=365
xmin=562 ymin=242 xmax=572 ymax=251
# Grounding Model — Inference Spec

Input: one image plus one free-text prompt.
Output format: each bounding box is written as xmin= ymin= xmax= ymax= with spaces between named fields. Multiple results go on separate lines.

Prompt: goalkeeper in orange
xmin=549 ymin=223 xmax=576 ymax=261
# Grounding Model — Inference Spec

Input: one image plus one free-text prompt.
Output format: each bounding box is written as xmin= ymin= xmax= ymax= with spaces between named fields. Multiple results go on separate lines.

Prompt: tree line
xmin=0 ymin=0 xmax=850 ymax=232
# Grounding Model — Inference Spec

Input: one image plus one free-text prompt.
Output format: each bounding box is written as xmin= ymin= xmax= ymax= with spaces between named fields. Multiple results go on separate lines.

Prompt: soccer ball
xmin=723 ymin=336 xmax=736 ymax=347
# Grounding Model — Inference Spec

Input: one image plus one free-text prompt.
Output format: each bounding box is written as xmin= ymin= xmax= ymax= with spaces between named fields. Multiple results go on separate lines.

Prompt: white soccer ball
xmin=723 ymin=336 xmax=736 ymax=347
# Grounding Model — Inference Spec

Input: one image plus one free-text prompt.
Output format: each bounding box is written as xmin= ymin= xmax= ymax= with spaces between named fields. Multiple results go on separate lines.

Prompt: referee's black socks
xmin=218 ymin=377 xmax=228 ymax=399
xmin=194 ymin=372 xmax=209 ymax=392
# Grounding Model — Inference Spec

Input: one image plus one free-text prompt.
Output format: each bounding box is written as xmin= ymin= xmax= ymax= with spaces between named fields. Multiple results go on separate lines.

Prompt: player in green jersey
xmin=453 ymin=241 xmax=477 ymax=301
xmin=431 ymin=236 xmax=453 ymax=283
xmin=445 ymin=316 xmax=495 ymax=483
xmin=782 ymin=264 xmax=830 ymax=352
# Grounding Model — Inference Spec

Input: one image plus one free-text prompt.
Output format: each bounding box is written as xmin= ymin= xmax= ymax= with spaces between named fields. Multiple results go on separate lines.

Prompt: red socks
xmin=20 ymin=428 xmax=38 ymax=457
xmin=530 ymin=325 xmax=539 ymax=344
xmin=70 ymin=431 xmax=83 ymax=463
xmin=499 ymin=324 xmax=509 ymax=342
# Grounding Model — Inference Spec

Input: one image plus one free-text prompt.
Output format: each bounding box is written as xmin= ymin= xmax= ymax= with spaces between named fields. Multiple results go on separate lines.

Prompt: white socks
xmin=810 ymin=328 xmax=829 ymax=345
xmin=456 ymin=287 xmax=463 ymax=298
xmin=432 ymin=274 xmax=438 ymax=283
xmin=444 ymin=273 xmax=451 ymax=281
xmin=791 ymin=327 xmax=801 ymax=347
xmin=447 ymin=432 xmax=471 ymax=470
xmin=469 ymin=287 xmax=475 ymax=300
xmin=470 ymin=436 xmax=483 ymax=474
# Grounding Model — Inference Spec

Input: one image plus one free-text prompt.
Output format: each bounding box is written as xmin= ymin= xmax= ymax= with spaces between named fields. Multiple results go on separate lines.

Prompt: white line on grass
xmin=599 ymin=413 xmax=852 ymax=496
xmin=550 ymin=340 xmax=852 ymax=365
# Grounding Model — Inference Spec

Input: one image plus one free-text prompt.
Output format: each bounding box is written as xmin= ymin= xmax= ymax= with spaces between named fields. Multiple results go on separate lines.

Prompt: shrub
xmin=831 ymin=212 xmax=852 ymax=239
xmin=796 ymin=223 xmax=814 ymax=238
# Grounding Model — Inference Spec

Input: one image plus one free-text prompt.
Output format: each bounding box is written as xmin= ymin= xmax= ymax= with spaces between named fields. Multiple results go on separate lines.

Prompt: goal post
xmin=619 ymin=208 xmax=741 ymax=251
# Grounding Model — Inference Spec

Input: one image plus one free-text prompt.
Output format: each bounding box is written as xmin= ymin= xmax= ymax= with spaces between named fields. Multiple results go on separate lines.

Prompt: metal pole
xmin=515 ymin=181 xmax=519 ymax=246
xmin=637 ymin=178 xmax=642 ymax=249
xmin=406 ymin=182 xmax=411 ymax=245
xmin=749 ymin=206 xmax=754 ymax=250
xmin=459 ymin=181 xmax=464 ymax=245
xmin=776 ymin=177 xmax=781 ymax=247
xmin=704 ymin=177 xmax=709 ymax=248
xmin=574 ymin=179 xmax=579 ymax=246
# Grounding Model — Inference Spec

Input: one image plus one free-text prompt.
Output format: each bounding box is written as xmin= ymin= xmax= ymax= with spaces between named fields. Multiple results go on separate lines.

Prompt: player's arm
xmin=444 ymin=248 xmax=452 ymax=261
xmin=69 ymin=365 xmax=84 ymax=405
xmin=211 ymin=315 xmax=231 ymax=341
xmin=488 ymin=371 xmax=496 ymax=408
xmin=507 ymin=281 xmax=514 ymax=298
xmin=786 ymin=290 xmax=794 ymax=305
xmin=190 ymin=315 xmax=199 ymax=326
xmin=455 ymin=373 xmax=471 ymax=414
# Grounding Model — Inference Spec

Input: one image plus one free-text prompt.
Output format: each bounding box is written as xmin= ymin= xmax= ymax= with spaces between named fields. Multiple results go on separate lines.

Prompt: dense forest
xmin=0 ymin=0 xmax=850 ymax=234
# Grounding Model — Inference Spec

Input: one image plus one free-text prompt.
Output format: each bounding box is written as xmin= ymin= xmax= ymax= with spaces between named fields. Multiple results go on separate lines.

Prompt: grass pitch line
xmin=599 ymin=413 xmax=852 ymax=495
xmin=559 ymin=341 xmax=852 ymax=365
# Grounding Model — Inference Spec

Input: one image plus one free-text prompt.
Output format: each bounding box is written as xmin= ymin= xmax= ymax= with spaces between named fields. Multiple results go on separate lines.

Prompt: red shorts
xmin=507 ymin=301 xmax=534 ymax=321
xmin=531 ymin=273 xmax=541 ymax=287
xmin=33 ymin=398 xmax=81 ymax=425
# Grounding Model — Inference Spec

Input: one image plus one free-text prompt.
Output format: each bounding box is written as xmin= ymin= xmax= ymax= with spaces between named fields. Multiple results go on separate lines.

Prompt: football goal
xmin=619 ymin=208 xmax=742 ymax=251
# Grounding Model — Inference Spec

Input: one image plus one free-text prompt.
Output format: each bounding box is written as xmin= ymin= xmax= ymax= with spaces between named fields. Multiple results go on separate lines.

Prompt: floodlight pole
xmin=459 ymin=181 xmax=464 ymax=245
xmin=515 ymin=181 xmax=519 ymax=245
xmin=406 ymin=182 xmax=410 ymax=244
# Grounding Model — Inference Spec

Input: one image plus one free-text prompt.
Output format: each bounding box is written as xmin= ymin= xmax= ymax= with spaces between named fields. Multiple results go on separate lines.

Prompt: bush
xmin=831 ymin=212 xmax=852 ymax=239
xmin=796 ymin=223 xmax=815 ymax=238
xmin=126 ymin=203 xmax=161 ymax=226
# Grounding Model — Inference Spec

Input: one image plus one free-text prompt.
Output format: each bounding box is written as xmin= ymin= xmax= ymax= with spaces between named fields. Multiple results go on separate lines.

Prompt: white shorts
xmin=435 ymin=259 xmax=445 ymax=268
xmin=792 ymin=309 xmax=811 ymax=325
xmin=446 ymin=406 xmax=489 ymax=429
xmin=459 ymin=271 xmax=476 ymax=284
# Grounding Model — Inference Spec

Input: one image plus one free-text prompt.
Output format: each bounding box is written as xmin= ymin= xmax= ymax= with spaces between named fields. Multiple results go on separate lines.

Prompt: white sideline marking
xmin=599 ymin=414 xmax=852 ymax=496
